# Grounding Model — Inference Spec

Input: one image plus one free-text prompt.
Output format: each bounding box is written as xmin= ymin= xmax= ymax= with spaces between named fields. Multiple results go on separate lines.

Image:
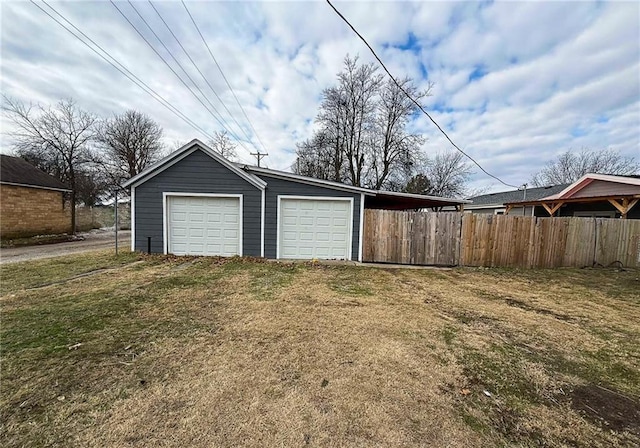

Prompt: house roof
xmin=0 ymin=154 xmax=70 ymax=192
xmin=123 ymin=139 xmax=468 ymax=208
xmin=467 ymin=184 xmax=569 ymax=207
xmin=541 ymin=173 xmax=640 ymax=201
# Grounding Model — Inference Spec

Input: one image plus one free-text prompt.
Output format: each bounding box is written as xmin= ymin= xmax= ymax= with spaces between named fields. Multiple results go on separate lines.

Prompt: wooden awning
xmin=504 ymin=194 xmax=640 ymax=218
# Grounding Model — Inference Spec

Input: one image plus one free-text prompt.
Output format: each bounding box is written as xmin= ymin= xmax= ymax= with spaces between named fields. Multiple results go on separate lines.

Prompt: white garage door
xmin=167 ymin=195 xmax=241 ymax=256
xmin=278 ymin=197 xmax=352 ymax=260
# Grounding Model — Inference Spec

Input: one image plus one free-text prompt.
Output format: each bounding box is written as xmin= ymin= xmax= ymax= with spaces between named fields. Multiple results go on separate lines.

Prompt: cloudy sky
xmin=1 ymin=0 xmax=639 ymax=193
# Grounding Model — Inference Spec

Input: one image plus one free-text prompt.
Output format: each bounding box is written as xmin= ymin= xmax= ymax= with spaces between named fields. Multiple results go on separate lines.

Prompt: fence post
xmin=592 ymin=217 xmax=598 ymax=267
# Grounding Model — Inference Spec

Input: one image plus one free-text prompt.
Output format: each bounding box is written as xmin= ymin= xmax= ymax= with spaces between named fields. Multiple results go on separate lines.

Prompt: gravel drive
xmin=0 ymin=230 xmax=131 ymax=264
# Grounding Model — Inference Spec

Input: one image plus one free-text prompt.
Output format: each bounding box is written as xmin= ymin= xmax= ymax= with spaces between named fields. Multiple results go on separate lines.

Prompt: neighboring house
xmin=465 ymin=184 xmax=569 ymax=216
xmin=0 ymin=154 xmax=71 ymax=239
xmin=505 ymin=173 xmax=640 ymax=219
xmin=124 ymin=139 xmax=469 ymax=260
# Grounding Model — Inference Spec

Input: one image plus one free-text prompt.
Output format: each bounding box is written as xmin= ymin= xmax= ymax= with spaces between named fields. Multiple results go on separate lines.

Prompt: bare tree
xmin=208 ymin=130 xmax=238 ymax=161
xmin=370 ymin=77 xmax=431 ymax=189
xmin=97 ymin=110 xmax=164 ymax=184
xmin=334 ymin=56 xmax=382 ymax=186
xmin=294 ymin=55 xmax=428 ymax=189
xmin=2 ymin=96 xmax=97 ymax=233
xmin=293 ymin=131 xmax=335 ymax=179
xmin=75 ymin=169 xmax=110 ymax=207
xmin=531 ymin=148 xmax=639 ymax=186
xmin=411 ymin=151 xmax=472 ymax=198
xmin=171 ymin=139 xmax=187 ymax=151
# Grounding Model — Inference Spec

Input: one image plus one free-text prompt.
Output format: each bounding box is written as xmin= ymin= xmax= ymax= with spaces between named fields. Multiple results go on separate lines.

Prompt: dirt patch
xmin=570 ymin=384 xmax=640 ymax=435
xmin=504 ymin=297 xmax=577 ymax=322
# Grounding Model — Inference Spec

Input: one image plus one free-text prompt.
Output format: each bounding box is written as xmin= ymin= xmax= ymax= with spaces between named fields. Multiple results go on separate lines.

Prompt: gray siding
xmin=133 ymin=149 xmax=262 ymax=255
xmin=257 ymin=174 xmax=362 ymax=260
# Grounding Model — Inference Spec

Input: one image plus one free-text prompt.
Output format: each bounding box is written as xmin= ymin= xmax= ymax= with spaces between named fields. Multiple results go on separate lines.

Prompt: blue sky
xmin=1 ymin=0 xmax=639 ymax=193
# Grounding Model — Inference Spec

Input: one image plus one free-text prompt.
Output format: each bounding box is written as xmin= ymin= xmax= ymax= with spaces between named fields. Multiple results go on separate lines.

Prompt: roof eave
xmin=373 ymin=190 xmax=471 ymax=204
xmin=0 ymin=181 xmax=71 ymax=192
xmin=243 ymin=166 xmax=374 ymax=195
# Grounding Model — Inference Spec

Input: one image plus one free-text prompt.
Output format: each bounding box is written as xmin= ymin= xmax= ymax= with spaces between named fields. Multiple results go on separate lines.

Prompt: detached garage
xmin=124 ymin=140 xmax=468 ymax=261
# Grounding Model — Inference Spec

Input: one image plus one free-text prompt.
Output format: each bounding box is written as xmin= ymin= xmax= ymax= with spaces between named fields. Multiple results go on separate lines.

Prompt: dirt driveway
xmin=0 ymin=230 xmax=130 ymax=264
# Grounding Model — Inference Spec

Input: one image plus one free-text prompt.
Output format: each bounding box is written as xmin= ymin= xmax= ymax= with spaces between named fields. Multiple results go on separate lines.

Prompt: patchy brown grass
xmin=1 ymin=255 xmax=639 ymax=447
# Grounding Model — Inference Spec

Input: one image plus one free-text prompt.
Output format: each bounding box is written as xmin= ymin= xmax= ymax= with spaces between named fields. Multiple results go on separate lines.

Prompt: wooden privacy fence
xmin=363 ymin=210 xmax=640 ymax=268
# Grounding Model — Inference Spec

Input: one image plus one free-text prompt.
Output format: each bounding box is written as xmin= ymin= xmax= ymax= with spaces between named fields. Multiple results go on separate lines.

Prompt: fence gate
xmin=363 ymin=209 xmax=461 ymax=266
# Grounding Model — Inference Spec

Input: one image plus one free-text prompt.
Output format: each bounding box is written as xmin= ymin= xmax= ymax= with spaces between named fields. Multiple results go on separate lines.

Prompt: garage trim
xmin=162 ymin=192 xmax=243 ymax=256
xmin=358 ymin=192 xmax=365 ymax=262
xmin=276 ymin=195 xmax=354 ymax=260
xmin=130 ymin=185 xmax=136 ymax=251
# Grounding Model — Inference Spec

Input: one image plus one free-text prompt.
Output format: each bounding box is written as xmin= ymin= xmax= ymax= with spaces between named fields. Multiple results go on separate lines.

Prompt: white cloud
xmin=0 ymin=0 xmax=638 ymax=191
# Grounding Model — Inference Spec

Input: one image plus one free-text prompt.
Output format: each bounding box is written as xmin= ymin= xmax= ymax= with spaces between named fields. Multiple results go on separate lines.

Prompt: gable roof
xmin=542 ymin=173 xmax=640 ymax=200
xmin=122 ymin=139 xmax=267 ymax=190
xmin=0 ymin=155 xmax=70 ymax=191
xmin=468 ymin=184 xmax=569 ymax=207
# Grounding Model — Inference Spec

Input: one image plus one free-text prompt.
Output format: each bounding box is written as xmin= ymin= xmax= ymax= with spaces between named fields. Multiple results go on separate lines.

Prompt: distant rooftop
xmin=468 ymin=184 xmax=569 ymax=206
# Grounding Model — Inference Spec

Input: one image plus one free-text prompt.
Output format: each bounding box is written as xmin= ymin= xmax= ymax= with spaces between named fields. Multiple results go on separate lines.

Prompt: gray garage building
xmin=124 ymin=140 xmax=467 ymax=261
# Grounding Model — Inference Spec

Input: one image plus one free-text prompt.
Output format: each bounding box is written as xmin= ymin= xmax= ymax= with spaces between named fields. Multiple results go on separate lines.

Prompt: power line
xmin=325 ymin=0 xmax=519 ymax=189
xmin=125 ymin=1 xmax=239 ymax=144
xmin=250 ymin=152 xmax=267 ymax=167
xmin=147 ymin=1 xmax=256 ymax=148
xmin=32 ymin=0 xmax=215 ymax=141
xmin=181 ymin=0 xmax=269 ymax=157
xmin=110 ymin=0 xmax=254 ymax=157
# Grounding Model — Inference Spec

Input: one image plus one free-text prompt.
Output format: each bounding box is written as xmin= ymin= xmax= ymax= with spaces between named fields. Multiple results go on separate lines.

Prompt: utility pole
xmin=250 ymin=151 xmax=267 ymax=167
xmin=114 ymin=188 xmax=119 ymax=255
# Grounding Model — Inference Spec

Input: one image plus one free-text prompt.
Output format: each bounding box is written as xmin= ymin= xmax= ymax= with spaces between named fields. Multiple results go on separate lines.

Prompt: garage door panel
xmin=189 ymin=228 xmax=204 ymax=238
xmin=223 ymin=229 xmax=238 ymax=238
xmin=279 ymin=198 xmax=351 ymax=260
xmin=316 ymin=217 xmax=331 ymax=227
xmin=206 ymin=213 xmax=221 ymax=223
xmin=299 ymin=216 xmax=314 ymax=226
xmin=331 ymin=247 xmax=347 ymax=257
xmin=168 ymin=196 xmax=241 ymax=257
xmin=171 ymin=227 xmax=188 ymax=238
xmin=172 ymin=212 xmax=187 ymax=222
xmin=332 ymin=232 xmax=347 ymax=242
xmin=317 ymin=232 xmax=330 ymax=242
xmin=332 ymin=217 xmax=348 ymax=227
xmin=224 ymin=214 xmax=238 ymax=224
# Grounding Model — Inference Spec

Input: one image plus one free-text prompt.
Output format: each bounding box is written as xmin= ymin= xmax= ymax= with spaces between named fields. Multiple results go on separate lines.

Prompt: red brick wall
xmin=0 ymin=184 xmax=71 ymax=239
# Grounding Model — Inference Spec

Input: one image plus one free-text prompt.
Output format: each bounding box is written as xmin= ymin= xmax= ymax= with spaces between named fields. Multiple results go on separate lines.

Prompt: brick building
xmin=1 ymin=154 xmax=71 ymax=239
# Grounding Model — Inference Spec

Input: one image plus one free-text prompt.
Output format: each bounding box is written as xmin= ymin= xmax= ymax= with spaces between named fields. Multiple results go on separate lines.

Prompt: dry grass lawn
xmin=1 ymin=251 xmax=639 ymax=447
